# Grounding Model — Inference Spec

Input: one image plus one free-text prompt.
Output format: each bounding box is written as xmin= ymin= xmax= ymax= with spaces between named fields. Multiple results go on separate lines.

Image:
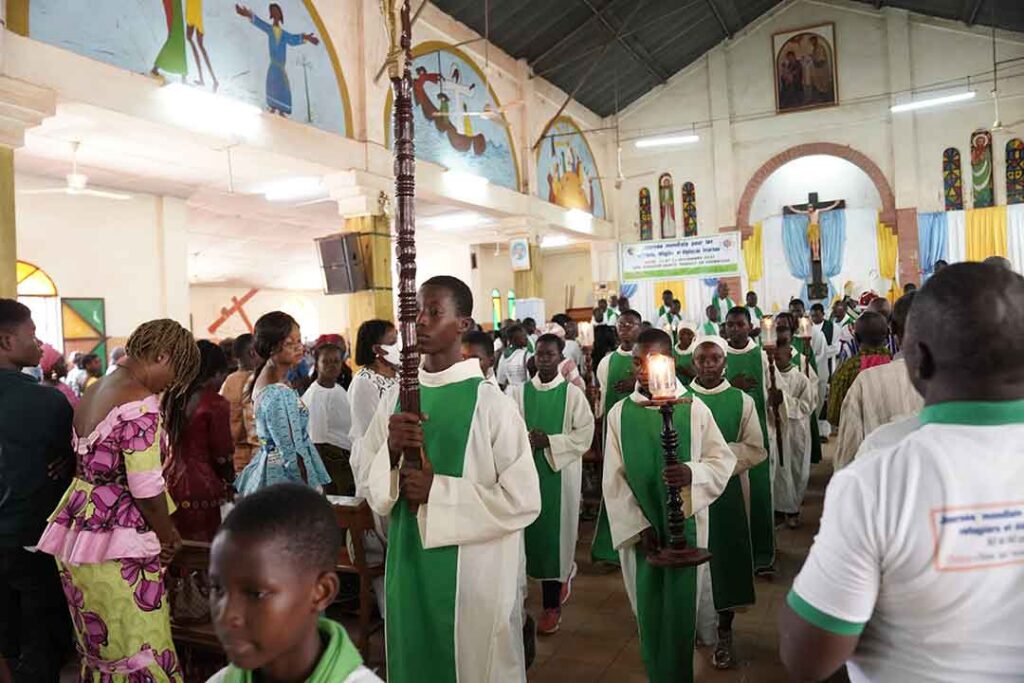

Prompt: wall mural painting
xmin=971 ymin=129 xmax=995 ymax=208
xmin=386 ymin=43 xmax=519 ymax=191
xmin=658 ymin=173 xmax=677 ymax=239
xmin=638 ymin=187 xmax=654 ymax=241
xmin=773 ymin=22 xmax=838 ymax=114
xmin=535 ymin=117 xmax=606 ymax=219
xmin=943 ymin=147 xmax=964 ymax=211
xmin=681 ymin=181 xmax=697 ymax=237
xmin=29 ymin=0 xmax=352 ymax=136
xmin=1007 ymin=138 xmax=1024 ymax=205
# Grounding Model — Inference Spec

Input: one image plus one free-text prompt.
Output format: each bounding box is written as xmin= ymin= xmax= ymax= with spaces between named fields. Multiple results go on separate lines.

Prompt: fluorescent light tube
xmin=890 ymin=91 xmax=976 ymax=113
xmin=635 ymin=134 xmax=700 ymax=148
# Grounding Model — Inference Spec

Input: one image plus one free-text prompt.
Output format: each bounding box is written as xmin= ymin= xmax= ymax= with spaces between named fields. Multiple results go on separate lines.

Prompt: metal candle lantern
xmin=797 ymin=315 xmax=813 ymax=376
xmin=760 ymin=317 xmax=785 ymax=467
xmin=643 ymin=353 xmax=711 ymax=568
xmin=382 ymin=0 xmax=421 ymax=471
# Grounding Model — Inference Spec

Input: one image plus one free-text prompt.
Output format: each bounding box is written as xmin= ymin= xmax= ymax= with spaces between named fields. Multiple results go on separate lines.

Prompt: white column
xmin=886 ymin=8 xmax=919 ymax=209
xmin=707 ymin=47 xmax=737 ymax=231
xmin=156 ymin=196 xmax=190 ymax=325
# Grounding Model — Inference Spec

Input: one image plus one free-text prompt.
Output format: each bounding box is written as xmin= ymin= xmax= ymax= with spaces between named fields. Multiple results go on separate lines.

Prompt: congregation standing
xmin=3 ymin=264 xmax=1024 ymax=682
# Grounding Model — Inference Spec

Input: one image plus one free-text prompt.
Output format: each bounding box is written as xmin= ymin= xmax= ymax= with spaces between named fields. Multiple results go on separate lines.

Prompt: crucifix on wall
xmin=783 ymin=192 xmax=845 ymax=300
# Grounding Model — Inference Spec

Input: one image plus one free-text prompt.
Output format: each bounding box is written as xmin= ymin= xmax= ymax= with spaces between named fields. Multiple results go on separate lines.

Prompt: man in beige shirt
xmin=219 ymin=333 xmax=260 ymax=473
xmin=834 ymin=293 xmax=923 ymax=469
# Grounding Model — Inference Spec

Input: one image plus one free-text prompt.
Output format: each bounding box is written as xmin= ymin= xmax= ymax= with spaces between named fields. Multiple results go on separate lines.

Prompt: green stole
xmin=523 ymin=380 xmax=569 ymax=579
xmin=692 ymin=386 xmax=756 ymax=610
xmin=725 ymin=345 xmax=774 ymax=570
xmin=221 ymin=618 xmax=363 ymax=682
xmin=821 ymin=320 xmax=835 ymax=345
xmin=673 ymin=343 xmax=695 ymax=386
xmin=791 ymin=339 xmax=823 ymax=464
xmin=592 ymin=351 xmax=635 ymax=565
xmin=620 ymin=399 xmax=697 ymax=683
xmin=386 ymin=377 xmax=482 ymax=683
xmin=712 ymin=295 xmax=735 ymax=317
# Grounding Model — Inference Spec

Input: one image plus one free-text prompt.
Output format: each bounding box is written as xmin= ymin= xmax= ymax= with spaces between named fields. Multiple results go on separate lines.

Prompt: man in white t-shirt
xmin=779 ymin=262 xmax=1024 ymax=682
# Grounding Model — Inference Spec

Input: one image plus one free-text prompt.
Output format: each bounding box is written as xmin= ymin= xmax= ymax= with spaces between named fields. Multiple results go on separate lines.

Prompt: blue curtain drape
xmin=917 ymin=211 xmax=948 ymax=281
xmin=783 ymin=211 xmax=843 ymax=304
xmin=782 ymin=214 xmax=812 ymax=279
xmin=620 ymin=283 xmax=638 ymax=299
xmin=818 ymin=209 xmax=846 ymax=303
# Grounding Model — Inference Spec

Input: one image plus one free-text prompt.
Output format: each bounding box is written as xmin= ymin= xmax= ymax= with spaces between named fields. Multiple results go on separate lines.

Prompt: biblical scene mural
xmin=29 ymin=0 xmax=351 ymax=136
xmin=638 ymin=187 xmax=653 ymax=241
xmin=971 ymin=129 xmax=994 ymax=208
xmin=535 ymin=117 xmax=605 ymax=219
xmin=387 ymin=43 xmax=519 ymax=191
xmin=773 ymin=23 xmax=837 ymax=113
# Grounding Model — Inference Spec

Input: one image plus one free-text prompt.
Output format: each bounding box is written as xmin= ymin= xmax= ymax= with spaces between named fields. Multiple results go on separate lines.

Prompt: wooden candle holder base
xmin=647 ymin=545 xmax=712 ymax=568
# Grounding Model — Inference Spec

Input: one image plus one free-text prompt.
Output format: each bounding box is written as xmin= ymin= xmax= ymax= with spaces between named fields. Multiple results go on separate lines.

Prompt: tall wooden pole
xmin=383 ymin=0 xmax=420 ymax=468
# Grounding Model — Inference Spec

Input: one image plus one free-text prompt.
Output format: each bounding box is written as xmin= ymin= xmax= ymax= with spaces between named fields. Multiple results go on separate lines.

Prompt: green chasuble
xmin=725 ymin=346 xmax=774 ymax=570
xmin=386 ymin=377 xmax=482 ymax=683
xmin=592 ymin=351 xmax=635 ymax=565
xmin=621 ymin=399 xmax=698 ymax=683
xmin=791 ymin=339 xmax=823 ymax=464
xmin=691 ymin=386 xmax=756 ymax=610
xmin=673 ymin=344 xmax=695 ymax=386
xmin=523 ymin=381 xmax=568 ymax=579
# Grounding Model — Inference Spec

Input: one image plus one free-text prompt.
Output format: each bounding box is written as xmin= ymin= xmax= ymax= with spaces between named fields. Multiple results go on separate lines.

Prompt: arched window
xmin=942 ymin=147 xmax=963 ymax=210
xmin=490 ymin=288 xmax=502 ymax=330
xmin=507 ymin=289 xmax=516 ymax=321
xmin=638 ymin=187 xmax=653 ymax=241
xmin=16 ymin=260 xmax=61 ymax=349
xmin=681 ymin=181 xmax=697 ymax=237
xmin=1007 ymin=138 xmax=1024 ymax=205
xmin=657 ymin=173 xmax=676 ymax=239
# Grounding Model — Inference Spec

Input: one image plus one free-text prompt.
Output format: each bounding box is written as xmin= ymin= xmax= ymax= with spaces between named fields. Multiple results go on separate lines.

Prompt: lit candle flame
xmin=798 ymin=316 xmax=812 ymax=338
xmin=647 ymin=353 xmax=676 ymax=400
xmin=761 ymin=317 xmax=777 ymax=348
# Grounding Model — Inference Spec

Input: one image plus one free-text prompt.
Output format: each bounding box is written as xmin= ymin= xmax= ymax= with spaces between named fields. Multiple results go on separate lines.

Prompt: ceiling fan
xmin=18 ymin=142 xmax=130 ymax=201
xmin=989 ymin=17 xmax=1024 ymax=133
xmin=593 ymin=70 xmax=652 ymax=189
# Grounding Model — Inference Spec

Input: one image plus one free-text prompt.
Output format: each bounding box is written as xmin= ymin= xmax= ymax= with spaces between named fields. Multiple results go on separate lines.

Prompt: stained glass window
xmin=681 ymin=182 xmax=697 ymax=237
xmin=638 ymin=188 xmax=653 ymax=241
xmin=15 ymin=261 xmax=62 ymax=349
xmin=658 ymin=173 xmax=676 ymax=239
xmin=507 ymin=289 xmax=516 ymax=320
xmin=491 ymin=288 xmax=502 ymax=330
xmin=1007 ymin=138 xmax=1024 ymax=205
xmin=942 ymin=147 xmax=963 ymax=211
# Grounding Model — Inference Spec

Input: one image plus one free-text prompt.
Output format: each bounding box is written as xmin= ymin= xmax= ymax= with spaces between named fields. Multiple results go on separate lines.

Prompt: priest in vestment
xmin=689 ymin=337 xmax=766 ymax=669
xmin=602 ymin=329 xmax=735 ymax=683
xmin=356 ymin=276 xmax=541 ymax=683
xmin=712 ymin=280 xmax=737 ymax=321
xmin=507 ymin=334 xmax=594 ymax=634
xmin=834 ymin=293 xmax=924 ymax=469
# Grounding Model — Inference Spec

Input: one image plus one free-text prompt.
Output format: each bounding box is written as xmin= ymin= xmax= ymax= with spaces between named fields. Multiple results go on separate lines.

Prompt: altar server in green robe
xmin=689 ymin=337 xmax=766 ymax=669
xmin=507 ymin=334 xmax=594 ymax=635
xmin=591 ymin=309 xmax=642 ymax=565
xmin=603 ymin=328 xmax=735 ymax=683
xmin=355 ymin=276 xmax=541 ymax=683
xmin=722 ymin=306 xmax=775 ymax=573
xmin=673 ymin=321 xmax=698 ymax=385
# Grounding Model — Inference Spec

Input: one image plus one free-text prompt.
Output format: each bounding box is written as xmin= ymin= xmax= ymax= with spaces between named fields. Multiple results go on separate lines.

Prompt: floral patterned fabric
xmin=38 ymin=395 xmax=181 ymax=681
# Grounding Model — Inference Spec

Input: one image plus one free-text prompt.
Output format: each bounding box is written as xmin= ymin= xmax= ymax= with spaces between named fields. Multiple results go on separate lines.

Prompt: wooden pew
xmin=328 ymin=495 xmax=385 ymax=664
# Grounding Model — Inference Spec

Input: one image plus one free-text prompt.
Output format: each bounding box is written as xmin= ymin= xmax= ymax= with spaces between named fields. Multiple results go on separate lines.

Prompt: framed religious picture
xmin=509 ymin=237 xmax=532 ymax=271
xmin=773 ymin=22 xmax=838 ymax=113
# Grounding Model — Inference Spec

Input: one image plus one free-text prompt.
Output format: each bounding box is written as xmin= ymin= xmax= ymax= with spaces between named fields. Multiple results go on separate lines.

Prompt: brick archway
xmin=734 ymin=142 xmax=897 ymax=237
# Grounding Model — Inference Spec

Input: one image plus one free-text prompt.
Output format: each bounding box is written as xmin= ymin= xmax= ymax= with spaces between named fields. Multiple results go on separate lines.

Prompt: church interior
xmin=4 ymin=0 xmax=1024 ymax=681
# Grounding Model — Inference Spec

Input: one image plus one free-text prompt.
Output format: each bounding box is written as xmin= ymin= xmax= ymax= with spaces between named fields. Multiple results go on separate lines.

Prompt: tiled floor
xmin=526 ymin=446 xmax=837 ymax=682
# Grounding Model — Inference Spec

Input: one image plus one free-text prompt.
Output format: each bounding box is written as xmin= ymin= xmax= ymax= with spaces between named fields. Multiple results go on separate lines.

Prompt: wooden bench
xmin=329 ymin=495 xmax=386 ymax=664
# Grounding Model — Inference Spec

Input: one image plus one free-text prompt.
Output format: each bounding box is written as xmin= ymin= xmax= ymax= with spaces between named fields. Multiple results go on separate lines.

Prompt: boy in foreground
xmin=507 ymin=334 xmax=595 ymax=635
xmin=208 ymin=483 xmax=381 ymax=682
xmin=688 ymin=337 xmax=766 ymax=668
xmin=356 ymin=276 xmax=540 ymax=682
xmin=603 ymin=328 xmax=735 ymax=682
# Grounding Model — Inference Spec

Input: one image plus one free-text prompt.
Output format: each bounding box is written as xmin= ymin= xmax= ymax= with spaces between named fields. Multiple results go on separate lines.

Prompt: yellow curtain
xmin=742 ymin=222 xmax=764 ymax=284
xmin=876 ymin=220 xmax=899 ymax=302
xmin=965 ymin=206 xmax=1008 ymax=261
xmin=654 ymin=280 xmax=686 ymax=311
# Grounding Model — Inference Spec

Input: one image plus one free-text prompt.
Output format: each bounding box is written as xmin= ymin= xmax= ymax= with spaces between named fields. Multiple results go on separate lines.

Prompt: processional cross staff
xmin=381 ymin=0 xmax=423 ymax=481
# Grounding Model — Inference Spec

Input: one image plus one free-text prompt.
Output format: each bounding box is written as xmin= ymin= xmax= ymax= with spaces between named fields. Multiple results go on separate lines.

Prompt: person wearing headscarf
xmin=40 ymin=344 xmax=78 ymax=408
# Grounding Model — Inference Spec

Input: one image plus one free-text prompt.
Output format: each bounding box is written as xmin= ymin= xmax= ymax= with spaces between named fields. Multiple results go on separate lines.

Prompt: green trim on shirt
xmin=920 ymin=399 xmax=1024 ymax=426
xmin=786 ymin=590 xmax=866 ymax=636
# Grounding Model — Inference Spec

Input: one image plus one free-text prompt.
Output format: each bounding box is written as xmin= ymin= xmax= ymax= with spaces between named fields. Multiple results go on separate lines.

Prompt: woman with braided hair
xmin=37 ymin=318 xmax=200 ymax=682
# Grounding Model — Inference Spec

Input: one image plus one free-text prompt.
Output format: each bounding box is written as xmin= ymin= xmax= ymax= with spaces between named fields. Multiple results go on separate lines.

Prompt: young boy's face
xmin=461 ymin=342 xmax=493 ymax=375
xmin=746 ymin=292 xmax=757 ymax=307
xmin=677 ymin=327 xmax=695 ymax=349
xmin=617 ymin=316 xmax=641 ymax=346
xmin=693 ymin=343 xmax=726 ymax=385
xmin=534 ymin=340 xmax=562 ymax=379
xmin=209 ymin=531 xmax=337 ymax=673
xmin=810 ymin=308 xmax=825 ymax=324
xmin=774 ymin=342 xmax=793 ymax=369
xmin=632 ymin=339 xmax=673 ymax=394
xmin=724 ymin=312 xmax=751 ymax=346
xmin=416 ymin=285 xmax=469 ymax=356
xmin=511 ymin=329 xmax=528 ymax=348
xmin=775 ymin=315 xmax=794 ymax=345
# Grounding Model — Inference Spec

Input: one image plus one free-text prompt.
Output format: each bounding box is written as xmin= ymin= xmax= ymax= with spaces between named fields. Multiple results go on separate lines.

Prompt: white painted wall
xmin=15 ymin=173 xmax=190 ymax=337
xmin=749 ymin=155 xmax=882 ymax=223
xmin=189 ymin=285 xmax=348 ymax=342
xmin=541 ymin=249 xmax=593 ymax=313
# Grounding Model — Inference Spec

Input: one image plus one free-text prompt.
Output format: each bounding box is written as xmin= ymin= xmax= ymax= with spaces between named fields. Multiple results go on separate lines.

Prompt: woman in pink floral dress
xmin=37 ymin=319 xmax=200 ymax=682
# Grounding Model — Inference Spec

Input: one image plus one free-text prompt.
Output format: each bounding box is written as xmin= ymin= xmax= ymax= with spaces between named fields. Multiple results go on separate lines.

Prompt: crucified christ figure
xmin=784 ymin=200 xmax=842 ymax=261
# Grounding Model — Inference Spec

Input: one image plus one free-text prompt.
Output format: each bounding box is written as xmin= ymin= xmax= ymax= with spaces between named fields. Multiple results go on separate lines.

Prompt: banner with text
xmin=620 ymin=232 xmax=741 ymax=281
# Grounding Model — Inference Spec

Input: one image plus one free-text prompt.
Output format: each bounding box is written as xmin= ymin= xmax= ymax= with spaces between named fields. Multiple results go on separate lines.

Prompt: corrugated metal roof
xmin=430 ymin=0 xmax=1024 ymax=117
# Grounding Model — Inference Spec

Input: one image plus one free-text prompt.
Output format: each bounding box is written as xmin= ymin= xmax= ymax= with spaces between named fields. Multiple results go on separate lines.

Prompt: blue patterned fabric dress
xmin=235 ymin=383 xmax=331 ymax=495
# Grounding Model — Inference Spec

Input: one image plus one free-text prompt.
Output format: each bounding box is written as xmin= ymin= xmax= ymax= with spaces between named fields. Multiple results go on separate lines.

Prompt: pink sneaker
xmin=538 ymin=608 xmax=561 ymax=635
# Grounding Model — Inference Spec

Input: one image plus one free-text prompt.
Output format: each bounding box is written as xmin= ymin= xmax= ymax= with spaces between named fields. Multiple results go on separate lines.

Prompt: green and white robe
xmin=688 ymin=381 xmax=766 ymax=639
xmin=673 ymin=337 xmax=697 ymax=386
xmin=356 ymin=360 xmax=541 ymax=683
xmin=603 ymin=383 xmax=735 ymax=683
xmin=712 ymin=295 xmax=737 ymax=321
xmin=725 ymin=339 xmax=775 ymax=570
xmin=592 ymin=346 xmax=636 ymax=565
xmin=769 ymin=362 xmax=816 ymax=515
xmin=508 ymin=374 xmax=595 ymax=582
